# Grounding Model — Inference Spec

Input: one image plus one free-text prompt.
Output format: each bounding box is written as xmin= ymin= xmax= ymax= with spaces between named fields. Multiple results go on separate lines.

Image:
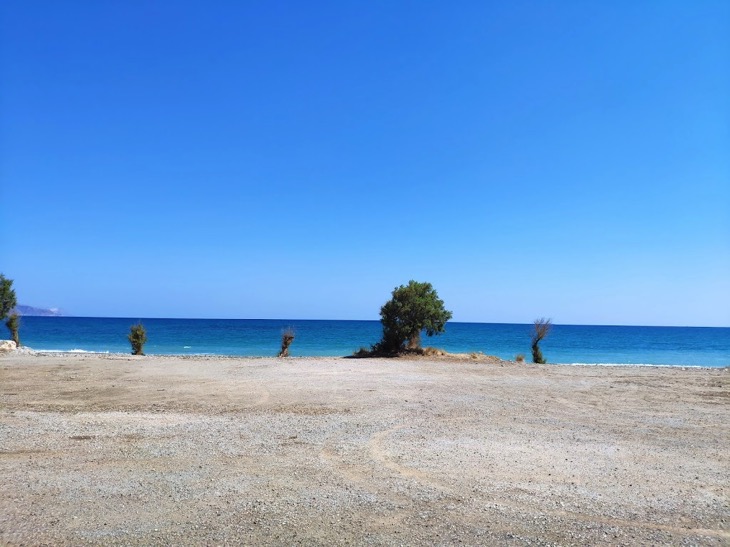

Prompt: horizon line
xmin=19 ymin=315 xmax=730 ymax=329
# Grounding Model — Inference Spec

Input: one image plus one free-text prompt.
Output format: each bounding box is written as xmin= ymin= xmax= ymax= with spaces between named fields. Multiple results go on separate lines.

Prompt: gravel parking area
xmin=1 ymin=353 xmax=728 ymax=545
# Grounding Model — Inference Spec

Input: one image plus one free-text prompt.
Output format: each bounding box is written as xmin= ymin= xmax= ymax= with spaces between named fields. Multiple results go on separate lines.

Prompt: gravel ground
xmin=0 ymin=353 xmax=728 ymax=546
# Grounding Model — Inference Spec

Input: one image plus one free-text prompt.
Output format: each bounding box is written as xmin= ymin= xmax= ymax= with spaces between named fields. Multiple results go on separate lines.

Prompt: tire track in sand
xmin=340 ymin=423 xmax=730 ymax=541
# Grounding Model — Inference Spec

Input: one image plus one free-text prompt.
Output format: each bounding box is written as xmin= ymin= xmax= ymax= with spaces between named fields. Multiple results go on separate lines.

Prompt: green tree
xmin=376 ymin=280 xmax=453 ymax=353
xmin=128 ymin=323 xmax=148 ymax=355
xmin=0 ymin=274 xmax=17 ymax=319
xmin=0 ymin=274 xmax=18 ymax=343
xmin=6 ymin=314 xmax=20 ymax=347
xmin=531 ymin=318 xmax=551 ymax=364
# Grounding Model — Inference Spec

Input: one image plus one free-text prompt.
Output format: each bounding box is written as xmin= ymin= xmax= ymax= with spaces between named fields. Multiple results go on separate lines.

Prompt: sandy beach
xmin=0 ymin=353 xmax=728 ymax=546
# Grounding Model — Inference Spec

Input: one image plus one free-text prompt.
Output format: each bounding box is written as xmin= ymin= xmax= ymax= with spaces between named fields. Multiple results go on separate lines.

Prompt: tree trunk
xmin=407 ymin=331 xmax=421 ymax=351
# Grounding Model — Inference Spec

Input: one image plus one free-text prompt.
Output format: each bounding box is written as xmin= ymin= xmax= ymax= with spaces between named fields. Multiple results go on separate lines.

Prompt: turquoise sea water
xmin=13 ymin=317 xmax=730 ymax=367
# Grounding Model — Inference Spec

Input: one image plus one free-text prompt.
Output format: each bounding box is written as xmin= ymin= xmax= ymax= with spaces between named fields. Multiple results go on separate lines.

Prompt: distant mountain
xmin=13 ymin=305 xmax=63 ymax=317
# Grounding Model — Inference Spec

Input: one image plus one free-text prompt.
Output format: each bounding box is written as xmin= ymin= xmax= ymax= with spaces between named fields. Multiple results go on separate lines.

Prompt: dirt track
xmin=0 ymin=353 xmax=728 ymax=545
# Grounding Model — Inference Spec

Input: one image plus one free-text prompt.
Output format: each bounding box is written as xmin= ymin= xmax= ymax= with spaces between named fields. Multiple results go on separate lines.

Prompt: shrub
xmin=531 ymin=318 xmax=551 ymax=364
xmin=128 ymin=323 xmax=148 ymax=355
xmin=5 ymin=314 xmax=19 ymax=347
xmin=374 ymin=280 xmax=452 ymax=354
xmin=352 ymin=347 xmax=371 ymax=357
xmin=0 ymin=274 xmax=17 ymax=318
xmin=278 ymin=328 xmax=295 ymax=357
xmin=515 ymin=353 xmax=525 ymax=363
xmin=423 ymin=347 xmax=447 ymax=357
xmin=1 ymin=275 xmax=18 ymax=343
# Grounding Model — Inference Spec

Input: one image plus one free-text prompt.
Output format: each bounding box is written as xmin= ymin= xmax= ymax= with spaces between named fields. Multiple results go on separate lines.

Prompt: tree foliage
xmin=0 ymin=274 xmax=17 ymax=321
xmin=1 ymin=274 xmax=19 ymax=344
xmin=375 ymin=280 xmax=452 ymax=353
xmin=128 ymin=323 xmax=148 ymax=355
xmin=6 ymin=314 xmax=20 ymax=347
xmin=531 ymin=318 xmax=551 ymax=364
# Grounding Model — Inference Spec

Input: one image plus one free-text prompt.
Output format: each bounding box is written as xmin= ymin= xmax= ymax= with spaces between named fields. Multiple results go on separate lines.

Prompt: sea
xmin=13 ymin=317 xmax=730 ymax=367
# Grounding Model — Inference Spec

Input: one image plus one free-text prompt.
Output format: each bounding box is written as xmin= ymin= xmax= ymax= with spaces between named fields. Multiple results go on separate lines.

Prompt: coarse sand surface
xmin=0 ymin=353 xmax=728 ymax=545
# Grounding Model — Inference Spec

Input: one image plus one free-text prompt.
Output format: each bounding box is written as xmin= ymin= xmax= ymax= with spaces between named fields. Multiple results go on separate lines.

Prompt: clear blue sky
xmin=1 ymin=1 xmax=728 ymax=326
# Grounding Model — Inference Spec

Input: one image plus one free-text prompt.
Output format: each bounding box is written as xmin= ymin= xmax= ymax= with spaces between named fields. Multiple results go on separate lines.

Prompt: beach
xmin=1 ymin=353 xmax=728 ymax=545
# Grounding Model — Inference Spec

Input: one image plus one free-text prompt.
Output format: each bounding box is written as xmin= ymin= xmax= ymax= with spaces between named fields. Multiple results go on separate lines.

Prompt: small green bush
xmin=128 ymin=323 xmax=148 ymax=355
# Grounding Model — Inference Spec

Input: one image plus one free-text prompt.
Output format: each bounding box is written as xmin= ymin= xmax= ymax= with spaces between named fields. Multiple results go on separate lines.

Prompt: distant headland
xmin=12 ymin=305 xmax=63 ymax=317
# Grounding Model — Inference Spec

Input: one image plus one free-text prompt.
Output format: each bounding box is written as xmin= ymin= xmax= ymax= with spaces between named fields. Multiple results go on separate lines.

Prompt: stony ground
xmin=0 ymin=353 xmax=728 ymax=546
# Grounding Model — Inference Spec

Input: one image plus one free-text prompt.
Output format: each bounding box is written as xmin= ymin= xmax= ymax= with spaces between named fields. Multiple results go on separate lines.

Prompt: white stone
xmin=0 ymin=340 xmax=17 ymax=352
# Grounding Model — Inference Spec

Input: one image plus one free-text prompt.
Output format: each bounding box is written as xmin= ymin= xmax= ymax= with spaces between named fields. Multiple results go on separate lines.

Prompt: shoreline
xmin=13 ymin=318 xmax=730 ymax=368
xmin=6 ymin=348 xmax=727 ymax=368
xmin=1 ymin=352 xmax=728 ymax=545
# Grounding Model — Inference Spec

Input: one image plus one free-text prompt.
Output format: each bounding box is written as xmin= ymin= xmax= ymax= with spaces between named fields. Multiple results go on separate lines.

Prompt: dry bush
xmin=422 ymin=347 xmax=447 ymax=357
xmin=278 ymin=328 xmax=295 ymax=357
xmin=531 ymin=318 xmax=552 ymax=364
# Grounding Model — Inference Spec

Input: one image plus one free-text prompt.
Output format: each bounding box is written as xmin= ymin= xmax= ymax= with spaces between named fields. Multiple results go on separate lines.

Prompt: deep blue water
xmin=12 ymin=317 xmax=730 ymax=367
